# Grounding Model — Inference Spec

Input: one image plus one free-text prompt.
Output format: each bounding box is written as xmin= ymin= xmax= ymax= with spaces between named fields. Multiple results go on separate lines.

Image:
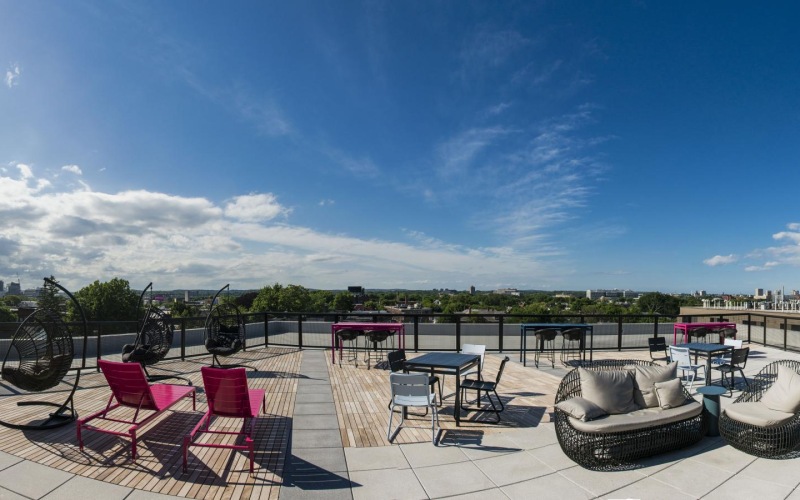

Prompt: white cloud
xmin=318 ymin=199 xmax=335 ymax=206
xmin=62 ymin=165 xmax=83 ymax=175
xmin=703 ymin=254 xmax=738 ymax=266
xmin=745 ymin=262 xmax=779 ymax=272
xmin=0 ymin=166 xmax=554 ymax=290
xmin=5 ymin=63 xmax=20 ymax=88
xmin=224 ymin=193 xmax=289 ymax=222
xmin=327 ymin=149 xmax=380 ymax=178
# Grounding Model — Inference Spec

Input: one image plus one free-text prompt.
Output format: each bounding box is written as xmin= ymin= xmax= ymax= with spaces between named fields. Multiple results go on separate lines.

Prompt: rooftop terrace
xmin=1 ymin=344 xmax=800 ymax=499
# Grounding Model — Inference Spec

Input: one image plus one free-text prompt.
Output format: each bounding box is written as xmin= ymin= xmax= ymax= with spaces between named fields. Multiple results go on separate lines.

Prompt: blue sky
xmin=2 ymin=1 xmax=799 ymax=294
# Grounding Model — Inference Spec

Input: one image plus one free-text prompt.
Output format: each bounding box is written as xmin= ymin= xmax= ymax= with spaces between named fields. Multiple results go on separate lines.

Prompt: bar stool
xmin=335 ymin=328 xmax=363 ymax=367
xmin=718 ymin=327 xmax=737 ymax=344
xmin=560 ymin=327 xmax=584 ymax=365
xmin=364 ymin=329 xmax=394 ymax=370
xmin=688 ymin=327 xmax=708 ymax=343
xmin=534 ymin=328 xmax=558 ymax=368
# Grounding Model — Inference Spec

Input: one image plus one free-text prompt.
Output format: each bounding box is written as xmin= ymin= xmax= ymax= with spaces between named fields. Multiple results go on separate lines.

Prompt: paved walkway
xmin=2 ymin=346 xmax=800 ymax=499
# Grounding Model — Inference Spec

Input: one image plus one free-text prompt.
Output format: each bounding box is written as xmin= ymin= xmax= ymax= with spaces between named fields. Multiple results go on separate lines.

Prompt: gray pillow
xmin=555 ymin=396 xmax=607 ymax=421
xmin=761 ymin=365 xmax=800 ymax=414
xmin=633 ymin=362 xmax=678 ymax=408
xmin=579 ymin=367 xmax=639 ymax=414
xmin=654 ymin=378 xmax=687 ymax=409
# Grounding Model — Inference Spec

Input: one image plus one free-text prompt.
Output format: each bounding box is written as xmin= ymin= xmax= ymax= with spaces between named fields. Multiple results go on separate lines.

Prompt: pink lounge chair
xmin=183 ymin=366 xmax=266 ymax=474
xmin=77 ymin=359 xmax=196 ymax=459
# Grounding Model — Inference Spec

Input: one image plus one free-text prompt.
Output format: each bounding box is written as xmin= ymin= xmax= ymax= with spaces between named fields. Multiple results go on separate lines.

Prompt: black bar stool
xmin=560 ymin=327 xmax=584 ymax=365
xmin=534 ymin=328 xmax=558 ymax=368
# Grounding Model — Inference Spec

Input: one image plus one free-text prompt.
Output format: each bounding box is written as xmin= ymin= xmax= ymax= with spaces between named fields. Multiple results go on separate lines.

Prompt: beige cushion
xmin=723 ymin=402 xmax=795 ymax=428
xmin=555 ymin=397 xmax=607 ymax=421
xmin=569 ymin=401 xmax=702 ymax=434
xmin=654 ymin=378 xmax=687 ymax=409
xmin=579 ymin=368 xmax=638 ymax=415
xmin=760 ymin=366 xmax=800 ymax=414
xmin=633 ymin=362 xmax=678 ymax=408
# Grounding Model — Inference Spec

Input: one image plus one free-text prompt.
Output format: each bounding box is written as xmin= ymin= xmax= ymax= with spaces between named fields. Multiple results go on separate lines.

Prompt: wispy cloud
xmin=4 ymin=63 xmax=20 ymax=88
xmin=704 ymin=254 xmax=738 ymax=266
xmin=62 ymin=165 xmax=83 ymax=175
xmin=459 ymin=28 xmax=532 ymax=79
xmin=745 ymin=262 xmax=779 ymax=272
xmin=326 ymin=149 xmax=381 ymax=178
xmin=0 ymin=164 xmax=552 ymax=290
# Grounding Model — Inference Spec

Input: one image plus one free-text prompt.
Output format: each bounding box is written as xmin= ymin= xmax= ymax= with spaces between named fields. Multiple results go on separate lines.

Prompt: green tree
xmin=309 ymin=290 xmax=335 ymax=312
xmin=1 ymin=295 xmax=23 ymax=307
xmin=251 ymin=283 xmax=312 ymax=312
xmin=332 ymin=292 xmax=354 ymax=312
xmin=37 ymin=276 xmax=63 ymax=313
xmin=636 ymin=292 xmax=680 ymax=317
xmin=70 ymin=278 xmax=140 ymax=322
xmin=0 ymin=304 xmax=15 ymax=322
xmin=235 ymin=291 xmax=258 ymax=310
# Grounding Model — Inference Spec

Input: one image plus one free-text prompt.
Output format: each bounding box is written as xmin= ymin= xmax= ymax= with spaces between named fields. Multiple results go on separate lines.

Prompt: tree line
xmin=0 ymin=277 xmax=707 ymax=324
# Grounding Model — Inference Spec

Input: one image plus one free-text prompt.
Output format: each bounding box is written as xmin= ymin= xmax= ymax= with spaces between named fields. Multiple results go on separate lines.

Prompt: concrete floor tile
xmin=345 ymin=446 xmax=410 ymax=471
xmin=414 ymin=461 xmax=496 ymax=498
xmin=292 ymin=429 xmax=343 ymax=448
xmin=739 ymin=456 xmax=800 ymax=488
xmin=473 ymin=451 xmax=554 ymax=486
xmin=41 ymin=476 xmax=132 ymax=500
xmin=502 ymin=472 xmax=594 ymax=500
xmin=525 ymin=443 xmax=580 ymax=471
xmin=0 ymin=461 xmax=72 ymax=499
xmin=0 ymin=486 xmax=27 ymax=500
xmin=558 ymin=465 xmax=648 ymax=498
xmin=400 ymin=442 xmax=469 ymax=468
xmin=289 ymin=447 xmax=348 ymax=473
xmin=294 ymin=403 xmax=337 ymax=415
xmin=349 ymin=468 xmax=426 ymax=500
xmin=0 ymin=451 xmax=23 ymax=471
xmin=607 ymin=476 xmax=696 ymax=500
xmin=293 ymin=414 xmax=340 ymax=430
xmin=296 ymin=384 xmax=334 ymax=394
xmin=647 ymin=459 xmax=732 ymax=498
xmin=296 ymin=392 xmax=334 ymax=403
xmin=684 ymin=440 xmax=756 ymax=474
xmin=703 ymin=473 xmax=795 ymax=500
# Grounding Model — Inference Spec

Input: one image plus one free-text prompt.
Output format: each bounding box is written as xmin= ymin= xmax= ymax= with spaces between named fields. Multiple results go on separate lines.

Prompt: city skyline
xmin=2 ymin=3 xmax=800 ymax=294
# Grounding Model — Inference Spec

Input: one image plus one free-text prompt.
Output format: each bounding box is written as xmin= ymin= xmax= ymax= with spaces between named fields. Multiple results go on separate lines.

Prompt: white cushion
xmin=556 ymin=397 xmax=607 ymax=421
xmin=633 ymin=362 xmax=678 ymax=408
xmin=579 ymin=368 xmax=638 ymax=415
xmin=760 ymin=365 xmax=800 ymax=414
xmin=569 ymin=401 xmax=702 ymax=434
xmin=654 ymin=378 xmax=687 ymax=409
xmin=724 ymin=401 xmax=795 ymax=428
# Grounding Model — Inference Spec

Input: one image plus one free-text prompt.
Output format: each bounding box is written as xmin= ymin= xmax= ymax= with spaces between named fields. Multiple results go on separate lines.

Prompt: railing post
xmin=498 ymin=315 xmax=504 ymax=353
xmin=413 ymin=315 xmax=419 ymax=352
xmin=264 ymin=313 xmax=269 ymax=347
xmin=180 ymin=318 xmax=186 ymax=360
xmin=455 ymin=315 xmax=461 ymax=352
xmin=297 ymin=314 xmax=303 ymax=349
xmin=784 ymin=316 xmax=788 ymax=351
xmin=747 ymin=313 xmax=751 ymax=343
xmin=617 ymin=316 xmax=623 ymax=351
xmin=95 ymin=325 xmax=102 ymax=372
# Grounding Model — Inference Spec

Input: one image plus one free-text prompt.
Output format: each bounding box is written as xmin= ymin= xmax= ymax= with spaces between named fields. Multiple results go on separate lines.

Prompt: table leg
xmin=705 ymin=355 xmax=713 ymax=386
xmin=331 ymin=330 xmax=336 ymax=364
xmin=521 ymin=328 xmax=526 ymax=366
xmin=454 ymin=367 xmax=462 ymax=426
xmin=703 ymin=393 xmax=722 ymax=436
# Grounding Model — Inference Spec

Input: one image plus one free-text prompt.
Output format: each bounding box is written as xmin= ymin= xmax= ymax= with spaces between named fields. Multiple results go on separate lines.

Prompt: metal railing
xmin=2 ymin=310 xmax=800 ymax=375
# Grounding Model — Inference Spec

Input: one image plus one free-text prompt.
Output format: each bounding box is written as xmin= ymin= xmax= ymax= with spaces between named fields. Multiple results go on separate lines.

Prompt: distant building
xmin=0 ymin=280 xmax=4 ymax=293
xmin=754 ymin=288 xmax=770 ymax=300
xmin=493 ymin=288 xmax=520 ymax=296
xmin=469 ymin=286 xmax=476 ymax=295
xmin=7 ymin=281 xmax=21 ymax=296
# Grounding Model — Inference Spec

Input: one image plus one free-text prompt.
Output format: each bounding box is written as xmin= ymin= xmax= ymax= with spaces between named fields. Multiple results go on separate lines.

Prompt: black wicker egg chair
xmin=0 ymin=278 xmax=87 ymax=430
xmin=121 ymin=283 xmax=191 ymax=385
xmin=204 ymin=284 xmax=256 ymax=370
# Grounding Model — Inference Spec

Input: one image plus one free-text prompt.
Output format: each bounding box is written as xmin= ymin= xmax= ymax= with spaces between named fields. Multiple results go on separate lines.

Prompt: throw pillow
xmin=579 ymin=367 xmax=638 ymax=414
xmin=761 ymin=365 xmax=800 ymax=414
xmin=654 ymin=378 xmax=687 ymax=409
xmin=555 ymin=397 xmax=607 ymax=421
xmin=633 ymin=362 xmax=678 ymax=408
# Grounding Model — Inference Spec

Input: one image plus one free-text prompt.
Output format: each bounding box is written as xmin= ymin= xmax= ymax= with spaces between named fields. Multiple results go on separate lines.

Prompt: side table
xmin=696 ymin=385 xmax=727 ymax=436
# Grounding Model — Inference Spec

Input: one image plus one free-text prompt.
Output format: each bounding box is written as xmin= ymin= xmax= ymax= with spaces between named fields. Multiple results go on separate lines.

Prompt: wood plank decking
xmin=0 ymin=347 xmax=652 ymax=498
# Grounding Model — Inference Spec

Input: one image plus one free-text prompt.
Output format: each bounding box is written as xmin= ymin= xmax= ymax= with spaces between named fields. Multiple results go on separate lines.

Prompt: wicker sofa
xmin=719 ymin=359 xmax=800 ymax=458
xmin=554 ymin=360 xmax=706 ymax=470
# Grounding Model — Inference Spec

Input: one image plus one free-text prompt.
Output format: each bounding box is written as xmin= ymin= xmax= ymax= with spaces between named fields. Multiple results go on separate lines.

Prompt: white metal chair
xmin=387 ymin=373 xmax=439 ymax=444
xmin=711 ymin=339 xmax=742 ymax=366
xmin=460 ymin=343 xmax=486 ymax=380
xmin=669 ymin=346 xmax=706 ymax=390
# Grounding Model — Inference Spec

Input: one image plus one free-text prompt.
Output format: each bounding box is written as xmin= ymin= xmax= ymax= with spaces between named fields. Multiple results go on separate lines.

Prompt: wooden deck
xmin=0 ymin=347 xmax=653 ymax=498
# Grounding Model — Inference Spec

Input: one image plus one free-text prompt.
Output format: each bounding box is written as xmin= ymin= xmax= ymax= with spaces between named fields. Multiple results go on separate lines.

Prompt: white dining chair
xmin=387 ymin=373 xmax=439 ymax=444
xmin=669 ymin=346 xmax=706 ymax=390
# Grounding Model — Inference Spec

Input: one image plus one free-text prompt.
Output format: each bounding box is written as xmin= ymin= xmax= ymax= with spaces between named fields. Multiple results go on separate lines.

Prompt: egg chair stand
xmin=0 ymin=278 xmax=87 ymax=430
xmin=121 ymin=283 xmax=191 ymax=385
xmin=204 ymin=284 xmax=256 ymax=371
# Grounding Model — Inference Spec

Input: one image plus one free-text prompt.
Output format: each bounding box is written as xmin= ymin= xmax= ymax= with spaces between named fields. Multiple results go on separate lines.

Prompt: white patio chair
xmin=711 ymin=339 xmax=742 ymax=366
xmin=668 ymin=346 xmax=706 ymax=391
xmin=387 ymin=373 xmax=439 ymax=444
